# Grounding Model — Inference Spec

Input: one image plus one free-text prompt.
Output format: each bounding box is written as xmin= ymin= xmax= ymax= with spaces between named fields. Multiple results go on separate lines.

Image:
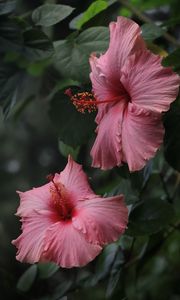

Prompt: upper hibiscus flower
xmin=89 ymin=17 xmax=180 ymax=171
xmin=12 ymin=156 xmax=128 ymax=268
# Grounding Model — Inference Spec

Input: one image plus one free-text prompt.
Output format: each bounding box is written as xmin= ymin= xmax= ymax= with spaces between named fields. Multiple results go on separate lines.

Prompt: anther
xmin=65 ymin=89 xmax=97 ymax=113
xmin=65 ymin=88 xmax=120 ymax=113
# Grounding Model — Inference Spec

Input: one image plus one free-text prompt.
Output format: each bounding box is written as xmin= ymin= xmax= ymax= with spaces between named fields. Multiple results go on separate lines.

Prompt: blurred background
xmin=0 ymin=0 xmax=180 ymax=299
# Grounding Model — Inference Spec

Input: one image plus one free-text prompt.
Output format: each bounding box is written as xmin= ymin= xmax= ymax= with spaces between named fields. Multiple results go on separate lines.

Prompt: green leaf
xmin=0 ymin=60 xmax=40 ymax=117
xmin=17 ymin=265 xmax=37 ymax=292
xmin=127 ymin=198 xmax=175 ymax=236
xmin=76 ymin=1 xmax=108 ymax=29
xmin=106 ymin=178 xmax=139 ymax=205
xmin=0 ymin=1 xmax=16 ymax=15
xmin=92 ymin=244 xmax=119 ymax=285
xmin=22 ymin=29 xmax=54 ymax=62
xmin=50 ymin=271 xmax=74 ymax=299
xmin=0 ymin=21 xmax=53 ymax=62
xmin=164 ymin=104 xmax=180 ymax=171
xmin=70 ymin=0 xmax=117 ymax=30
xmin=140 ymin=174 xmax=166 ymax=201
xmin=106 ymin=248 xmax=124 ymax=298
xmin=162 ymin=48 xmax=180 ymax=71
xmin=141 ymin=23 xmax=165 ymax=40
xmin=38 ymin=262 xmax=59 ymax=279
xmin=54 ymin=26 xmax=109 ymax=82
xmin=32 ymin=4 xmax=74 ymax=27
xmin=130 ymin=161 xmax=152 ymax=192
xmin=136 ymin=232 xmax=166 ymax=271
xmin=0 ymin=18 xmax=22 ymax=53
xmin=49 ymin=91 xmax=96 ymax=147
xmin=58 ymin=140 xmax=80 ymax=160
xmin=0 ymin=62 xmax=22 ymax=116
xmin=116 ymin=161 xmax=152 ymax=194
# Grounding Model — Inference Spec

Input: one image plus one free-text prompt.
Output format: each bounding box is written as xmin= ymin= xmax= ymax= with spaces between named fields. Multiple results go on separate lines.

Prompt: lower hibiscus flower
xmin=12 ymin=156 xmax=128 ymax=268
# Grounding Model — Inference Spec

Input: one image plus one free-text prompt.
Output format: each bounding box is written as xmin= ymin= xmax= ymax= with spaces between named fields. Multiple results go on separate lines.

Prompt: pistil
xmin=47 ymin=174 xmax=72 ymax=220
xmin=65 ymin=88 xmax=119 ymax=113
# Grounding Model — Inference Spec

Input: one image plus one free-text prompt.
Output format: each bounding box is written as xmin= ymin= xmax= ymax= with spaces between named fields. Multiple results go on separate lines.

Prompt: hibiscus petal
xmin=72 ymin=195 xmax=128 ymax=246
xmin=104 ymin=16 xmax=146 ymax=78
xmin=54 ymin=156 xmax=96 ymax=201
xmin=16 ymin=183 xmax=52 ymax=217
xmin=90 ymin=54 xmax=116 ymax=102
xmin=90 ymin=17 xmax=146 ymax=124
xmin=12 ymin=211 xmax=55 ymax=263
xmin=91 ymin=102 xmax=126 ymax=170
xmin=121 ymin=50 xmax=180 ymax=113
xmin=122 ymin=103 xmax=164 ymax=171
xmin=90 ymin=54 xmax=126 ymax=124
xmin=43 ymin=222 xmax=102 ymax=268
xmin=90 ymin=17 xmax=146 ymax=86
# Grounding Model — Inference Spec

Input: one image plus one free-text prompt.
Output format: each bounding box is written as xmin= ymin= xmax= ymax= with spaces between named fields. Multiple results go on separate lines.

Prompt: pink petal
xmin=122 ymin=103 xmax=164 ymax=171
xmin=43 ymin=222 xmax=102 ymax=268
xmin=90 ymin=17 xmax=146 ymax=124
xmin=16 ymin=183 xmax=52 ymax=217
xmin=12 ymin=211 xmax=55 ymax=263
xmin=90 ymin=54 xmax=126 ymax=124
xmin=90 ymin=17 xmax=146 ymax=85
xmin=72 ymin=195 xmax=128 ymax=246
xmin=54 ymin=155 xmax=95 ymax=201
xmin=103 ymin=16 xmax=146 ymax=78
xmin=89 ymin=54 xmax=117 ymax=124
xmin=91 ymin=102 xmax=126 ymax=170
xmin=121 ymin=50 xmax=180 ymax=113
xmin=89 ymin=54 xmax=117 ymax=102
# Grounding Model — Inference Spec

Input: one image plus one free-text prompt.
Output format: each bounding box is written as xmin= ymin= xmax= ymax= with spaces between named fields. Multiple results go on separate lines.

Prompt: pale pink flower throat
xmin=65 ymin=88 xmax=130 ymax=113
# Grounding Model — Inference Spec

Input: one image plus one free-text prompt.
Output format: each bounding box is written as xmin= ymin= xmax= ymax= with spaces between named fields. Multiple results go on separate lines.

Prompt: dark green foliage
xmin=37 ymin=262 xmax=59 ymax=279
xmin=0 ymin=0 xmax=180 ymax=300
xmin=164 ymin=103 xmax=180 ymax=171
xmin=53 ymin=27 xmax=109 ymax=82
xmin=127 ymin=198 xmax=175 ymax=235
xmin=49 ymin=91 xmax=96 ymax=147
xmin=32 ymin=4 xmax=75 ymax=27
xmin=0 ymin=1 xmax=16 ymax=15
xmin=162 ymin=48 xmax=180 ymax=71
xmin=106 ymin=250 xmax=124 ymax=298
xmin=0 ymin=2 xmax=53 ymax=115
xmin=141 ymin=23 xmax=166 ymax=40
xmin=17 ymin=265 xmax=37 ymax=292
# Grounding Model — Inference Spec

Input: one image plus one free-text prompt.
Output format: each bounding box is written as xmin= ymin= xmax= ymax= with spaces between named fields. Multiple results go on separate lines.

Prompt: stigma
xmin=47 ymin=174 xmax=73 ymax=221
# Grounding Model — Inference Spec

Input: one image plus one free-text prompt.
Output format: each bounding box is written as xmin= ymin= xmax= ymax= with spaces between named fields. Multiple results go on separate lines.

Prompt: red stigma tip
xmin=46 ymin=174 xmax=55 ymax=182
xmin=64 ymin=88 xmax=73 ymax=98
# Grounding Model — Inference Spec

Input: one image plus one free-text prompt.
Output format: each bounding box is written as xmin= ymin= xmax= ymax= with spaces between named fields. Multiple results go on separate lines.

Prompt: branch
xmin=118 ymin=0 xmax=180 ymax=47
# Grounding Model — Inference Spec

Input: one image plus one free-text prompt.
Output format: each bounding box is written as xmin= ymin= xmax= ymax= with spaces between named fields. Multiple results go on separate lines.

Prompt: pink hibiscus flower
xmin=12 ymin=156 xmax=128 ymax=268
xmin=87 ymin=17 xmax=179 ymax=171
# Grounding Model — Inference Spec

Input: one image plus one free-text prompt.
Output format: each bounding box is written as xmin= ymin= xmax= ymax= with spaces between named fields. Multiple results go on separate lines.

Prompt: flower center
xmin=47 ymin=174 xmax=73 ymax=221
xmin=65 ymin=88 xmax=120 ymax=113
